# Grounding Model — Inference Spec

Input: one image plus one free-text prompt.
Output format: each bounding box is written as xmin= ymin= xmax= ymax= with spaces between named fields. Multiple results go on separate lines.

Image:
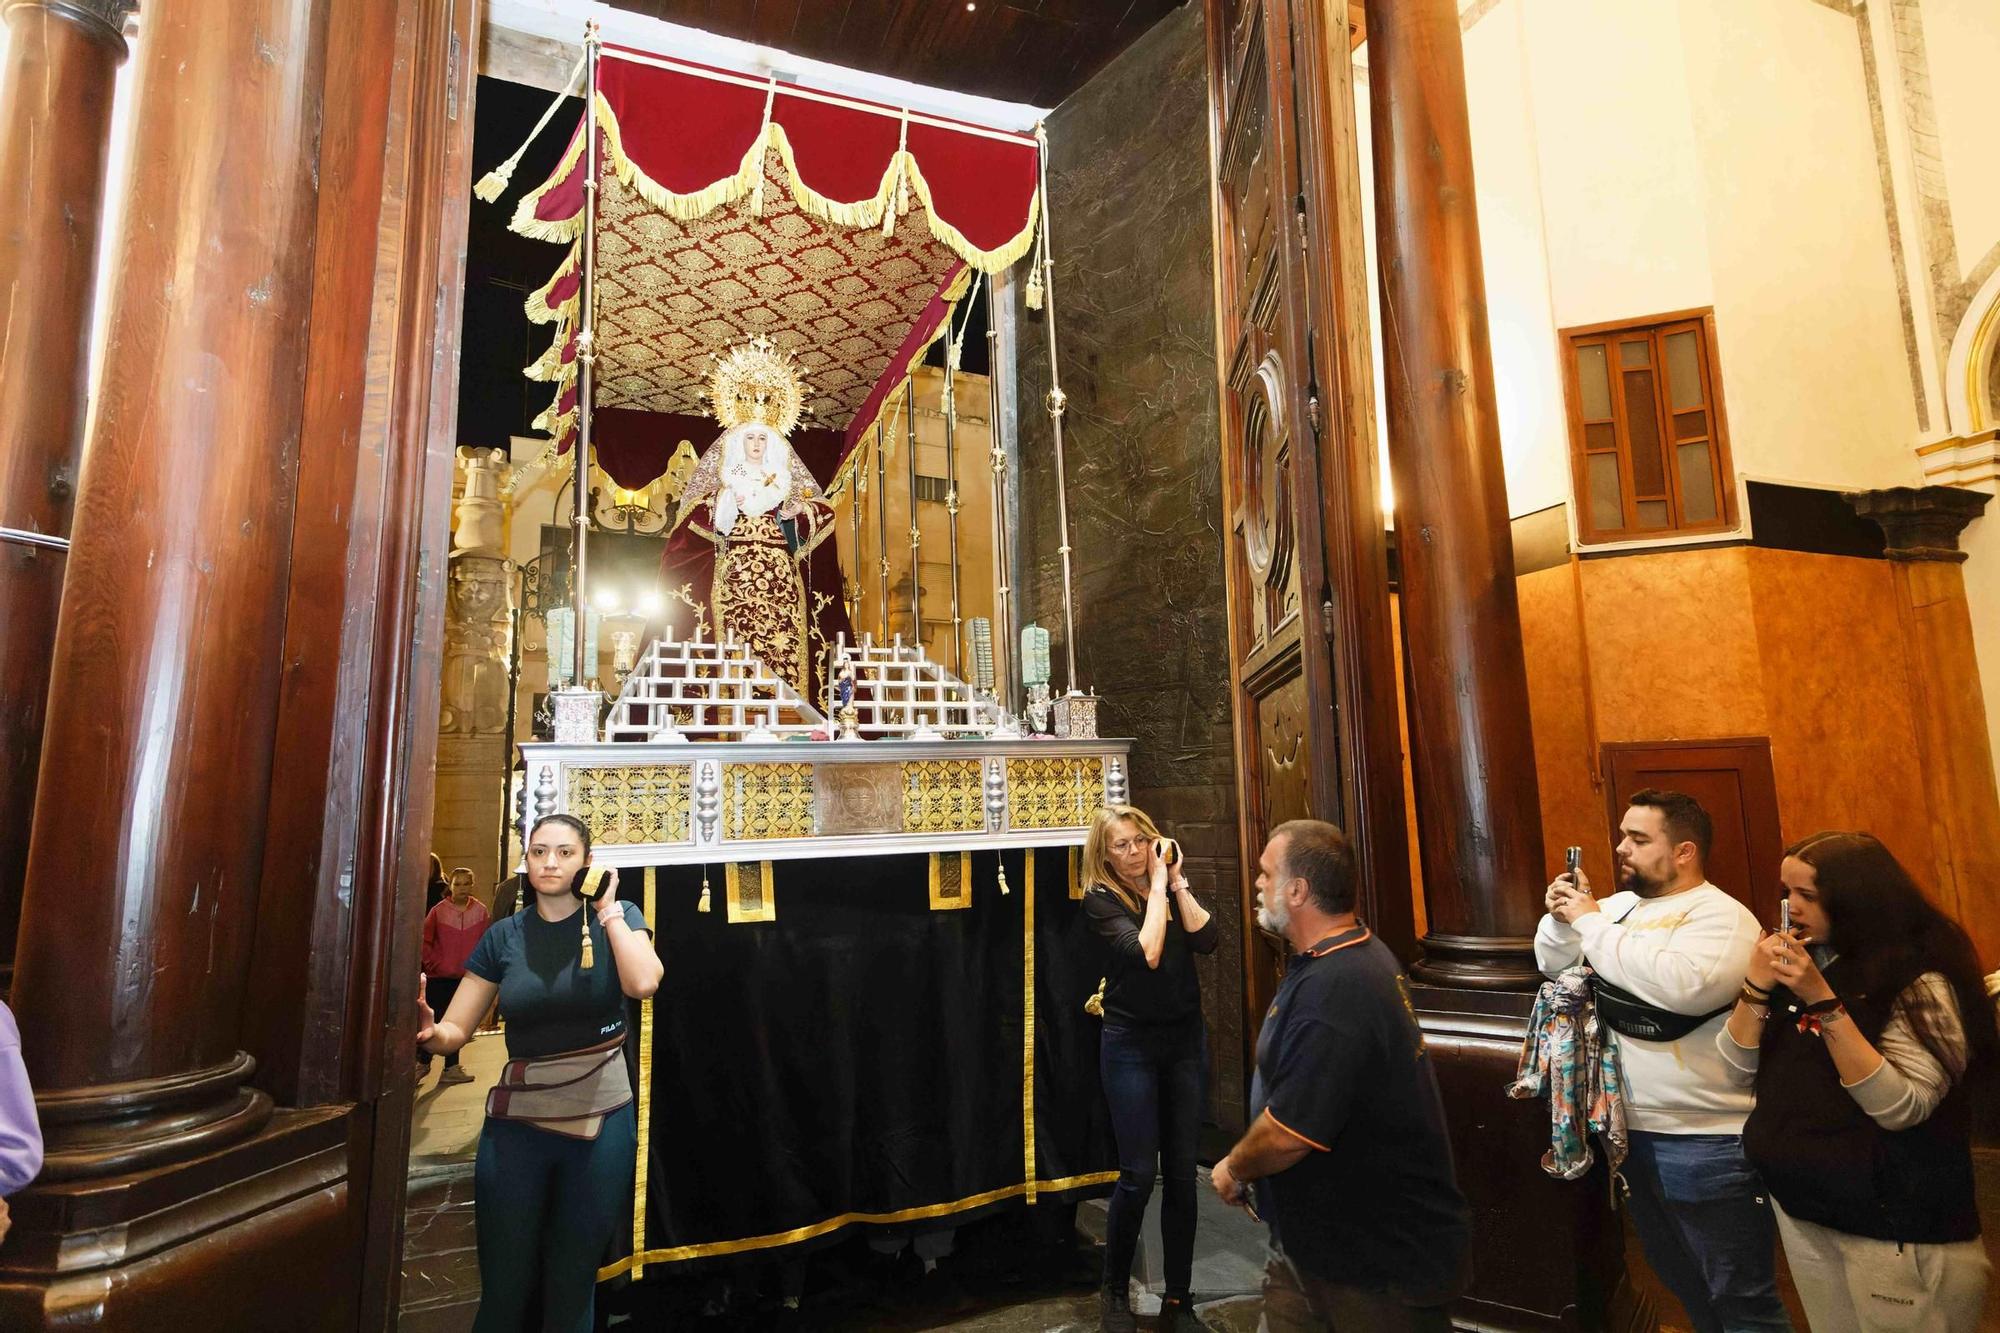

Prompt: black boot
xmin=1158 ymin=1294 xmax=1201 ymax=1332
xmin=1097 ymin=1284 xmax=1137 ymax=1333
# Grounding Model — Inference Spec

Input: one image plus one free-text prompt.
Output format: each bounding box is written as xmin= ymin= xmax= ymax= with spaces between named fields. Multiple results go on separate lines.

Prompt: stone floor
xmin=401 ymin=1168 xmax=1266 ymax=1331
xmin=409 ymin=1029 xmax=506 ymax=1167
xmin=401 ymin=1135 xmax=2000 ymax=1331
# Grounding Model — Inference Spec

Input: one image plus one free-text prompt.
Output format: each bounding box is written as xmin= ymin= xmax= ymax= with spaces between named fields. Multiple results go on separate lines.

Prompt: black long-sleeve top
xmin=1081 ymin=884 xmax=1219 ymax=1026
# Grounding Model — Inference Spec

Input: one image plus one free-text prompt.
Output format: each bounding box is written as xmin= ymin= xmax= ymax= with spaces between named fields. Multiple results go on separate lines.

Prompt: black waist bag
xmin=1591 ymin=976 xmax=1730 ymax=1042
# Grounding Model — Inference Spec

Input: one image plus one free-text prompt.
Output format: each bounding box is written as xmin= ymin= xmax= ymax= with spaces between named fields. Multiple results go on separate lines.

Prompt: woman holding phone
xmin=1719 ymin=832 xmax=1995 ymax=1331
xmin=1079 ymin=804 xmax=1217 ymax=1333
xmin=417 ymin=813 xmax=663 ymax=1333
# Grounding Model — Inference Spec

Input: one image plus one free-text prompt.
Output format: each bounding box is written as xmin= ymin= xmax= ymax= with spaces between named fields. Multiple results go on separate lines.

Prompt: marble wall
xmin=1015 ymin=5 xmax=1247 ymax=1128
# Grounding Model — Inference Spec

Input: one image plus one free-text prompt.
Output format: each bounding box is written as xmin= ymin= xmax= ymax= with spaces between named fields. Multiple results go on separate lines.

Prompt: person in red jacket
xmin=420 ymin=867 xmax=492 ymax=1086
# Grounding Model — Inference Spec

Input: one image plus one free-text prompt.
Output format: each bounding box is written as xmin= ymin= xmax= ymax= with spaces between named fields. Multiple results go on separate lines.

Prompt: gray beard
xmin=1257 ymin=898 xmax=1289 ymax=937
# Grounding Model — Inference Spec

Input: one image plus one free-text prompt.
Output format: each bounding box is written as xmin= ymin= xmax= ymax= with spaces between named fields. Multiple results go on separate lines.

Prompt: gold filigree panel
xmin=565 ymin=764 xmax=694 ymax=845
xmin=902 ymin=759 xmax=984 ymax=834
xmin=723 ymin=762 xmax=817 ymax=840
xmin=1004 ymin=756 xmax=1105 ymax=831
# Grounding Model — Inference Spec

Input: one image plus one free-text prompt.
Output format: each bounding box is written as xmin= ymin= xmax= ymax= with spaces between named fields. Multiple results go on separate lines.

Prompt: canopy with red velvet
xmin=507 ymin=43 xmax=1041 ymax=487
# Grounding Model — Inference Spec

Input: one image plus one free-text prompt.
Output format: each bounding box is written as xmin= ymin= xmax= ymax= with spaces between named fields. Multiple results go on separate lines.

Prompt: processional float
xmin=477 ymin=23 xmax=1126 ymax=1276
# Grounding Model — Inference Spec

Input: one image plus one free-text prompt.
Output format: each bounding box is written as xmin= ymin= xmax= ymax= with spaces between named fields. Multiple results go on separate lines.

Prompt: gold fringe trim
xmin=523 ymin=333 xmax=571 ymax=383
xmin=524 ymin=243 xmax=580 ymax=324
xmin=513 ymin=95 xmax=1040 ymax=274
xmin=533 ymin=400 xmax=578 ymax=442
xmin=597 ymin=1170 xmax=1119 ymax=1275
xmin=507 ymin=97 xmax=599 ymax=243
xmin=601 ymin=94 xmax=767 ymax=223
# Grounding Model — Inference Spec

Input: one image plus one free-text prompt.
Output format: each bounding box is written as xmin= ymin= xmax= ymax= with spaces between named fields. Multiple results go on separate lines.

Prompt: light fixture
xmin=591 ymin=587 xmax=620 ymax=613
xmin=637 ymin=589 xmax=663 ymax=616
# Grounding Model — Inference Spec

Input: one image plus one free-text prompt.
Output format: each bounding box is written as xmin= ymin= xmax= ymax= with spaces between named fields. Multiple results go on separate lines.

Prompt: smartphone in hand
xmin=1563 ymin=845 xmax=1582 ymax=886
xmin=1779 ymin=898 xmax=1791 ymax=935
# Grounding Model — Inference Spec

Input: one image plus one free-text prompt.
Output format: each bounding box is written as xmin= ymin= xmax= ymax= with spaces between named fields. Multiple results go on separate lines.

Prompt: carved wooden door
xmin=1202 ymin=0 xmax=1412 ymax=1040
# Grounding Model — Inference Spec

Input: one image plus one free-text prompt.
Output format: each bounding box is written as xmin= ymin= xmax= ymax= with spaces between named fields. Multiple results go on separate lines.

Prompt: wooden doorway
xmin=1601 ymin=739 xmax=1783 ymax=925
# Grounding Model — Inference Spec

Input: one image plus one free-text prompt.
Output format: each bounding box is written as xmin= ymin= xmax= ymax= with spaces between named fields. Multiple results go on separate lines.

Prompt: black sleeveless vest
xmin=1740 ymin=957 xmax=1979 ymax=1243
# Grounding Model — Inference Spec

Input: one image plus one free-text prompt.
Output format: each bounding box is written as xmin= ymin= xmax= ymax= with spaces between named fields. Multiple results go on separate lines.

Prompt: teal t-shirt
xmin=464 ymin=899 xmax=651 ymax=1060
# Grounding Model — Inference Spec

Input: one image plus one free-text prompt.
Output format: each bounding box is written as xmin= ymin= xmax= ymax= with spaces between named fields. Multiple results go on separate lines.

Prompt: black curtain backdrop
xmin=608 ymin=845 xmax=1117 ymax=1276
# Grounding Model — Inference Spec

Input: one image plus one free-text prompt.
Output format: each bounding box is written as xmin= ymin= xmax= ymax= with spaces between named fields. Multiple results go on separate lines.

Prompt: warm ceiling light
xmin=966 ymin=2 xmax=975 ymax=8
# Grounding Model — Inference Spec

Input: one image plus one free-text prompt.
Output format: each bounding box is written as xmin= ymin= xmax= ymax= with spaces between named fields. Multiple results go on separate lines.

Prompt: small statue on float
xmin=671 ymin=338 xmax=834 ymax=696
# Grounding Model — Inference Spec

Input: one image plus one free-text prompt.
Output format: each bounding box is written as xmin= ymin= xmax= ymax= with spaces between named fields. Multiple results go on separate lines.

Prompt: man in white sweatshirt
xmin=1536 ymin=789 xmax=1791 ymax=1333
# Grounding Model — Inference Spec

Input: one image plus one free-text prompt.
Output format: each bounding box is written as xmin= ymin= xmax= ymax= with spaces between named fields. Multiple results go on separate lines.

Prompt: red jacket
xmin=422 ymin=897 xmax=491 ymax=978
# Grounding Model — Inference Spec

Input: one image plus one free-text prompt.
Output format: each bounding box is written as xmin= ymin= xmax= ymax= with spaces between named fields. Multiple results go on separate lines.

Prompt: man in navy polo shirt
xmin=1210 ymin=819 xmax=1469 ymax=1331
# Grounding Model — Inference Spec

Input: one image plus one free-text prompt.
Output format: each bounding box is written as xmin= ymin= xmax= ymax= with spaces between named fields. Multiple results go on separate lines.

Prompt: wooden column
xmin=0 ymin=0 xmax=129 ymax=973
xmin=1846 ymin=485 xmax=2000 ymax=964
xmin=9 ymin=0 xmax=327 ymax=1177
xmin=1365 ymin=0 xmax=1545 ymax=986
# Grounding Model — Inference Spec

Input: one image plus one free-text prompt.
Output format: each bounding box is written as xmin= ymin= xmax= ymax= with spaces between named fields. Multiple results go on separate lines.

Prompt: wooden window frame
xmin=1559 ymin=307 xmax=1739 ymax=545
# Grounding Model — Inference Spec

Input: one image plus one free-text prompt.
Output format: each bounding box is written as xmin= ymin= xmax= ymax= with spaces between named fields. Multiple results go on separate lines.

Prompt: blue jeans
xmin=1622 ymin=1131 xmax=1791 ymax=1333
xmin=1100 ymin=1018 xmax=1207 ymax=1298
xmin=473 ymin=1100 xmax=638 ymax=1333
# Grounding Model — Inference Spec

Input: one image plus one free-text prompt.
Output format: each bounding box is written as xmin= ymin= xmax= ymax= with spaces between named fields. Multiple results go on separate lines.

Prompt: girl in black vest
xmin=1719 ymin=832 xmax=1996 ymax=1331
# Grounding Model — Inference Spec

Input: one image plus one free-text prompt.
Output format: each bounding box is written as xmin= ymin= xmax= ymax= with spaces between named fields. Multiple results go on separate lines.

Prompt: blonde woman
xmin=1080 ymin=805 xmax=1216 ymax=1333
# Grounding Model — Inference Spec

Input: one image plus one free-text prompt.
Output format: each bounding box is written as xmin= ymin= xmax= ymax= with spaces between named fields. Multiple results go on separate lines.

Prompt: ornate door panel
xmin=1202 ymin=0 xmax=1412 ymax=1045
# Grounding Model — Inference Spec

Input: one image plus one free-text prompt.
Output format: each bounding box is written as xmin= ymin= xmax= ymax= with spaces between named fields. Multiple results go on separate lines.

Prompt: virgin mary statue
xmin=672 ymin=338 xmax=833 ymax=694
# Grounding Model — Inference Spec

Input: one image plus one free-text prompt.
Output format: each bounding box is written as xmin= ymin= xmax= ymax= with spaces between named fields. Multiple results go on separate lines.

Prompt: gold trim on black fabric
xmin=725 ymin=860 xmax=777 ymax=923
xmin=927 ymin=850 xmax=972 ymax=910
xmin=596 ymin=1171 xmax=1118 ymax=1276
xmin=633 ymin=867 xmax=657 ymax=1279
xmin=1022 ymin=850 xmax=1037 ymax=1202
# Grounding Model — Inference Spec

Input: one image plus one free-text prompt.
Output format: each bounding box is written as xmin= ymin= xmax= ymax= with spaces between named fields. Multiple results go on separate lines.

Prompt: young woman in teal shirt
xmin=417 ymin=813 xmax=663 ymax=1333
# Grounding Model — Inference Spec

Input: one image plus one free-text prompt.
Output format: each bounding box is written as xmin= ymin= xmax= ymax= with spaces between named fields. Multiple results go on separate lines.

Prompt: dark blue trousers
xmin=1100 ymin=1018 xmax=1207 ymax=1299
xmin=1622 ymin=1131 xmax=1792 ymax=1333
xmin=473 ymin=1100 xmax=637 ymax=1333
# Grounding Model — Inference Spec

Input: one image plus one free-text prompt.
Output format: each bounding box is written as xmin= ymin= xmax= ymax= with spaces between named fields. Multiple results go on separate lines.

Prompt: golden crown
xmin=707 ymin=336 xmax=807 ymax=435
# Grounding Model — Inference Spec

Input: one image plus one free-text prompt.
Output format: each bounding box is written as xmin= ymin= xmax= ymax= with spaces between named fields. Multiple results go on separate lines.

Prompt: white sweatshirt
xmin=1535 ymin=884 xmax=1760 ymax=1134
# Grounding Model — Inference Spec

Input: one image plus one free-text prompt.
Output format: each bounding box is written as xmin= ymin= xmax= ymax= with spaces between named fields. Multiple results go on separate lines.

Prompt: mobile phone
xmin=1779 ymin=898 xmax=1791 ymax=934
xmin=1155 ymin=837 xmax=1182 ymax=868
xmin=1564 ymin=845 xmax=1582 ymax=884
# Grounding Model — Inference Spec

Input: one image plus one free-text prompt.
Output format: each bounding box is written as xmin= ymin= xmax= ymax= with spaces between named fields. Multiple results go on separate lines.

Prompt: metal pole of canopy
xmin=943 ymin=347 xmax=963 ymax=676
xmin=570 ymin=22 xmax=602 ymax=688
xmin=904 ymin=374 xmax=921 ymax=652
xmin=847 ymin=468 xmax=863 ymax=626
xmin=1033 ymin=123 xmax=1080 ymax=693
xmin=874 ymin=421 xmax=889 ymax=644
xmin=985 ymin=285 xmax=1016 ymax=712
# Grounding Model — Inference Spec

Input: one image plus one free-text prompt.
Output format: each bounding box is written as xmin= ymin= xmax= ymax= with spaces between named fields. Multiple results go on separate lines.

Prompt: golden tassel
xmin=1025 ymin=267 xmax=1044 ymax=311
xmin=473 ymin=163 xmax=514 ymax=203
xmin=997 ymin=859 xmax=1011 ymax=896
xmin=476 ymin=51 xmax=586 ymax=206
xmin=698 ymin=868 xmax=712 ymax=913
xmin=580 ymin=912 xmax=594 ymax=970
xmin=1084 ymin=977 xmax=1106 ymax=1017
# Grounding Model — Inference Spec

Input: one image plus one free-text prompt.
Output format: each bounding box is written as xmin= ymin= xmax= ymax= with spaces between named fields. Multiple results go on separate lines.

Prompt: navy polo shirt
xmin=1249 ymin=926 xmax=1470 ymax=1302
